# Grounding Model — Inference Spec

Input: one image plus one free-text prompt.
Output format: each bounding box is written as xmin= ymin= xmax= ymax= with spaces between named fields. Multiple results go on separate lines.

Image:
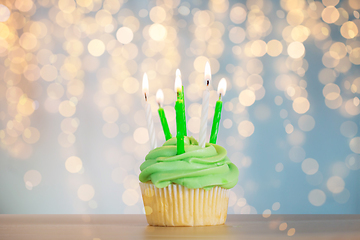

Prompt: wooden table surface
xmin=0 ymin=214 xmax=359 ymax=240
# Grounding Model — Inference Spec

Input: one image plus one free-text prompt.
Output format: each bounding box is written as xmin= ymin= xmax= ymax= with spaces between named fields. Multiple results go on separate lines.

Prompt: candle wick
xmin=158 ymin=102 xmax=161 ymax=108
xmin=144 ymin=93 xmax=148 ymax=101
xmin=219 ymin=93 xmax=222 ymax=101
xmin=206 ymin=79 xmax=210 ymax=86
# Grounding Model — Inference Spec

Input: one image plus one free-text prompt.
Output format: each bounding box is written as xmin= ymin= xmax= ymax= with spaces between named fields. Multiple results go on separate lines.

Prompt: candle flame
xmin=156 ymin=89 xmax=164 ymax=106
xmin=142 ymin=73 xmax=149 ymax=100
xmin=217 ymin=78 xmax=227 ymax=97
xmin=174 ymin=70 xmax=182 ymax=93
xmin=176 ymin=68 xmax=181 ymax=79
xmin=204 ymin=62 xmax=211 ymax=86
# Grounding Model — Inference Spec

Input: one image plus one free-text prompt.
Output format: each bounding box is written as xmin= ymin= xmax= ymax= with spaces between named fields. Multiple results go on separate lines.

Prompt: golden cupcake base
xmin=139 ymin=182 xmax=230 ymax=226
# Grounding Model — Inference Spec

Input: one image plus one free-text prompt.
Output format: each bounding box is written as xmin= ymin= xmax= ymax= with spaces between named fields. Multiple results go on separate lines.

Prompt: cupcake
xmin=139 ymin=136 xmax=239 ymax=226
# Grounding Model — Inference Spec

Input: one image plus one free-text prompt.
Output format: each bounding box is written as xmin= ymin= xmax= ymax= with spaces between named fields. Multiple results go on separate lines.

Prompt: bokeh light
xmin=0 ymin=0 xmax=359 ymax=216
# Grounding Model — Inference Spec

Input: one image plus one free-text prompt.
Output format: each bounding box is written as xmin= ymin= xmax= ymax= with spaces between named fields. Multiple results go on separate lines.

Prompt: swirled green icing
xmin=139 ymin=136 xmax=239 ymax=190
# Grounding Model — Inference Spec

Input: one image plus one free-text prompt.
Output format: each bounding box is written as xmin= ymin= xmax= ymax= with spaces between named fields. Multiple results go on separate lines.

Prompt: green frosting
xmin=139 ymin=136 xmax=239 ymax=190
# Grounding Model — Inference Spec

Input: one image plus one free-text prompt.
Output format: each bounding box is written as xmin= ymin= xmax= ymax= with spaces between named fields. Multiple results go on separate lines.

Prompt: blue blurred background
xmin=0 ymin=0 xmax=359 ymax=214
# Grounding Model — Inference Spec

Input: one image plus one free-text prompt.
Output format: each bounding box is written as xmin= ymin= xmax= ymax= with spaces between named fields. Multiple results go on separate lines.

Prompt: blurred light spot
xmin=23 ymin=127 xmax=40 ymax=144
xmin=78 ymin=184 xmax=95 ymax=201
xmin=292 ymin=97 xmax=310 ymax=114
xmin=144 ymin=206 xmax=153 ymax=215
xmin=19 ymin=32 xmax=37 ymax=50
xmin=267 ymin=40 xmax=283 ymax=57
xmin=274 ymin=96 xmax=283 ymax=106
xmin=223 ymin=118 xmax=233 ymax=129
xmin=193 ymin=56 xmax=209 ymax=72
xmin=65 ymin=156 xmax=82 ymax=173
xmin=116 ymin=27 xmax=133 ymax=44
xmin=279 ymin=222 xmax=287 ymax=231
xmin=17 ymin=97 xmax=35 ymax=116
xmin=289 ymin=146 xmax=306 ymax=162
xmin=301 ymin=158 xmax=319 ymax=175
xmin=272 ymin=202 xmax=280 ymax=211
xmin=88 ymin=39 xmax=105 ymax=57
xmin=329 ymin=42 xmax=347 ymax=59
xmin=308 ymin=189 xmax=326 ymax=206
xmin=327 ymin=176 xmax=345 ymax=193
xmin=150 ymin=6 xmax=166 ymax=23
xmin=340 ymin=21 xmax=358 ymax=39
xmin=122 ymin=189 xmax=139 ymax=206
xmin=251 ymin=40 xmax=266 ymax=57
xmin=230 ymin=6 xmax=246 ymax=24
xmin=285 ymin=123 xmax=294 ymax=134
xmin=178 ymin=6 xmax=190 ymax=16
xmin=323 ymin=83 xmax=340 ymax=100
xmin=350 ymin=137 xmax=360 ymax=153
xmin=287 ymin=228 xmax=296 ymax=236
xmin=0 ymin=4 xmax=11 ymax=22
xmin=241 ymin=156 xmax=252 ymax=167
xmin=345 ymin=154 xmax=360 ymax=170
xmin=239 ymin=89 xmax=255 ymax=106
xmin=229 ymin=27 xmax=245 ymax=44
xmin=349 ymin=0 xmax=360 ymax=9
xmin=188 ymin=117 xmax=200 ymax=134
xmin=59 ymin=100 xmax=76 ymax=117
xmin=237 ymin=198 xmax=246 ymax=207
xmin=24 ymin=170 xmax=42 ymax=189
xmin=280 ymin=109 xmax=288 ymax=119
xmin=40 ymin=65 xmax=58 ymax=82
xmin=262 ymin=209 xmax=271 ymax=218
xmin=237 ymin=120 xmax=255 ymax=138
xmin=287 ymin=42 xmax=305 ymax=58
xmin=349 ymin=48 xmax=360 ymax=65
xmin=340 ymin=121 xmax=358 ymax=138
xmin=287 ymin=9 xmax=304 ymax=26
xmin=275 ymin=163 xmax=284 ymax=172
xmin=149 ymin=24 xmax=167 ymax=41
xmin=298 ymin=115 xmax=315 ymax=131
xmin=133 ymin=127 xmax=148 ymax=144
xmin=322 ymin=6 xmax=339 ymax=23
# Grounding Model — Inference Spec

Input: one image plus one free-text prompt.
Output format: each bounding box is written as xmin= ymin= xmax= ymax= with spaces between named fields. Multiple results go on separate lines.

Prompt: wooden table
xmin=0 ymin=214 xmax=359 ymax=239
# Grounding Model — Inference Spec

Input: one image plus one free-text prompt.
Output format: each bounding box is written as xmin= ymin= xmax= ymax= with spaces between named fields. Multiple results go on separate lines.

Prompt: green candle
xmin=175 ymin=97 xmax=185 ymax=154
xmin=210 ymin=78 xmax=227 ymax=144
xmin=181 ymin=85 xmax=187 ymax=136
xmin=156 ymin=89 xmax=172 ymax=140
xmin=209 ymin=100 xmax=222 ymax=144
xmin=175 ymin=74 xmax=185 ymax=154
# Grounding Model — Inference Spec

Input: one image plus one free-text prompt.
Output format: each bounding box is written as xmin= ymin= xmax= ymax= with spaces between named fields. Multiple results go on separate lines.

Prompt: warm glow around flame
xmin=217 ymin=78 xmax=227 ymax=97
xmin=156 ymin=89 xmax=164 ymax=105
xmin=175 ymin=69 xmax=182 ymax=93
xmin=204 ymin=61 xmax=211 ymax=86
xmin=176 ymin=68 xmax=181 ymax=79
xmin=142 ymin=73 xmax=149 ymax=99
